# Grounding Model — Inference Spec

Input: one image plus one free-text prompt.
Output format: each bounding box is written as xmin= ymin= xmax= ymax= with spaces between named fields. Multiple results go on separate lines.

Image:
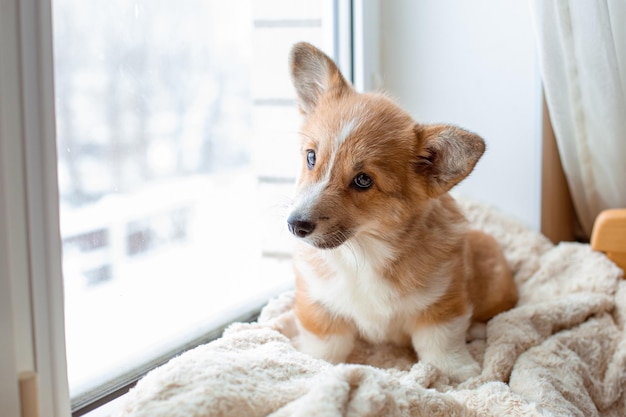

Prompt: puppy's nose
xmin=287 ymin=215 xmax=316 ymax=238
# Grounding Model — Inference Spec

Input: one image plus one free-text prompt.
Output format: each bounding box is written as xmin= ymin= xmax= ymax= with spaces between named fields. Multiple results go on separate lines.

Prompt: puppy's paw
xmin=467 ymin=322 xmax=486 ymax=341
xmin=446 ymin=358 xmax=481 ymax=382
xmin=294 ymin=323 xmax=355 ymax=364
xmin=412 ymin=314 xmax=480 ymax=382
xmin=427 ymin=354 xmax=481 ymax=383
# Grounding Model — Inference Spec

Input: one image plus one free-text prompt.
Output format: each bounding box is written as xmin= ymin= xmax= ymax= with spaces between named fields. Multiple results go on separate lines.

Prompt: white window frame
xmin=1 ymin=0 xmax=70 ymax=416
xmin=0 ymin=1 xmax=380 ymax=416
xmin=352 ymin=0 xmax=381 ymax=92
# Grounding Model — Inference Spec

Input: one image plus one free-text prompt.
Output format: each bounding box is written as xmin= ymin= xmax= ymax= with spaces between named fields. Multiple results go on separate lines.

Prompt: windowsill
xmin=82 ymin=394 xmax=126 ymax=417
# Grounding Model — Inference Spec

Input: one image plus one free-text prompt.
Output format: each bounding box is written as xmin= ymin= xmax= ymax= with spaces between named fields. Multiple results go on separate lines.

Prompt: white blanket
xmin=115 ymin=199 xmax=626 ymax=416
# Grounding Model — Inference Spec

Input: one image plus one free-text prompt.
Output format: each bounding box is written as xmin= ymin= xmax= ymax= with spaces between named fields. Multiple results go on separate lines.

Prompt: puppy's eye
xmin=306 ymin=150 xmax=316 ymax=169
xmin=352 ymin=173 xmax=373 ymax=190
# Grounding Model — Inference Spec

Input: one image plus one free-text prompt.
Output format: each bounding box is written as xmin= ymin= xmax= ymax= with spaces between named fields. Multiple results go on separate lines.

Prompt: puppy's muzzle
xmin=287 ymin=214 xmax=316 ymax=238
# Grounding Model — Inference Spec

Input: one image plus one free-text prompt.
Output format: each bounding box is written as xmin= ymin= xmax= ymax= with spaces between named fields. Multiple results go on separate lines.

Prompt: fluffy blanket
xmin=114 ymin=199 xmax=626 ymax=417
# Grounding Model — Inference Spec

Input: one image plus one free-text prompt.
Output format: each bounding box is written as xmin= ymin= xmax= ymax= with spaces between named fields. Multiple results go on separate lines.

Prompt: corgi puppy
xmin=286 ymin=42 xmax=518 ymax=382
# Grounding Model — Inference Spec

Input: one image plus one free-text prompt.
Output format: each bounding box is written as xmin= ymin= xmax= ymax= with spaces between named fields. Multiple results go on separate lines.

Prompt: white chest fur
xmin=298 ymin=235 xmax=451 ymax=344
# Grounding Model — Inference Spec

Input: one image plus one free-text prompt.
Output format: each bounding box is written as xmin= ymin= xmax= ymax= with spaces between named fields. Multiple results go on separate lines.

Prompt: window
xmin=51 ymin=0 xmax=351 ymax=414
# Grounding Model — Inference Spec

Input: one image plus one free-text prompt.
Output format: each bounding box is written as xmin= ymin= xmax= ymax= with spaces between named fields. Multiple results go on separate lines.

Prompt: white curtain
xmin=530 ymin=0 xmax=626 ymax=237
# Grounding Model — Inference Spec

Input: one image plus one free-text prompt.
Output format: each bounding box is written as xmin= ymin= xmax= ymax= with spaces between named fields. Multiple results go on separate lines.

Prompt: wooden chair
xmin=591 ymin=209 xmax=626 ymax=274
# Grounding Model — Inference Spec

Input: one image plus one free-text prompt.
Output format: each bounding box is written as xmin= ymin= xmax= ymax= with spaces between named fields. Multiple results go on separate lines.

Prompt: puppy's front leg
xmin=411 ymin=313 xmax=480 ymax=382
xmin=294 ymin=320 xmax=355 ymax=364
xmin=294 ymin=278 xmax=355 ymax=363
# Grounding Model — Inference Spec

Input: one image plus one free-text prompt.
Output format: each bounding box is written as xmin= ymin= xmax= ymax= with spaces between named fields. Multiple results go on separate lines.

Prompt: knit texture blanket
xmin=114 ymin=199 xmax=626 ymax=417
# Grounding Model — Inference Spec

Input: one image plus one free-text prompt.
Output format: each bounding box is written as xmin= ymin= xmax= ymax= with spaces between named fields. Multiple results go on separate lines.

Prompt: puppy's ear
xmin=289 ymin=42 xmax=352 ymax=115
xmin=414 ymin=124 xmax=486 ymax=197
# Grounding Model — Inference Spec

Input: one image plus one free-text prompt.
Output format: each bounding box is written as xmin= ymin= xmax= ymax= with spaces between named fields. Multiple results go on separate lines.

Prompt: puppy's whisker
xmin=338 ymin=234 xmax=361 ymax=270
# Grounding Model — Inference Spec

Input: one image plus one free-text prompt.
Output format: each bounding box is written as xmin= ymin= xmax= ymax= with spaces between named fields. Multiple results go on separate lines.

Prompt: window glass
xmin=52 ymin=0 xmax=336 ymax=406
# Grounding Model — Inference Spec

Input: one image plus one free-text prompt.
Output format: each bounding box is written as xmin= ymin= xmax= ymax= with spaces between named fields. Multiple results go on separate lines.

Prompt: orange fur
xmin=286 ymin=42 xmax=517 ymax=381
xmin=294 ymin=275 xmax=353 ymax=337
xmin=467 ymin=230 xmax=518 ymax=322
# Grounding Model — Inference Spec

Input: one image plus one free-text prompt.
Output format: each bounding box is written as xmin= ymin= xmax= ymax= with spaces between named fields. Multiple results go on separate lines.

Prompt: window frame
xmin=1 ymin=0 xmax=71 ymax=416
xmin=0 ymin=0 xmax=380 ymax=416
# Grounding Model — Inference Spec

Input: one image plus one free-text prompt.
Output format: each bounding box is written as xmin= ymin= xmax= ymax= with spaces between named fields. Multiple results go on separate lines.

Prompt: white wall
xmin=378 ymin=0 xmax=542 ymax=230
